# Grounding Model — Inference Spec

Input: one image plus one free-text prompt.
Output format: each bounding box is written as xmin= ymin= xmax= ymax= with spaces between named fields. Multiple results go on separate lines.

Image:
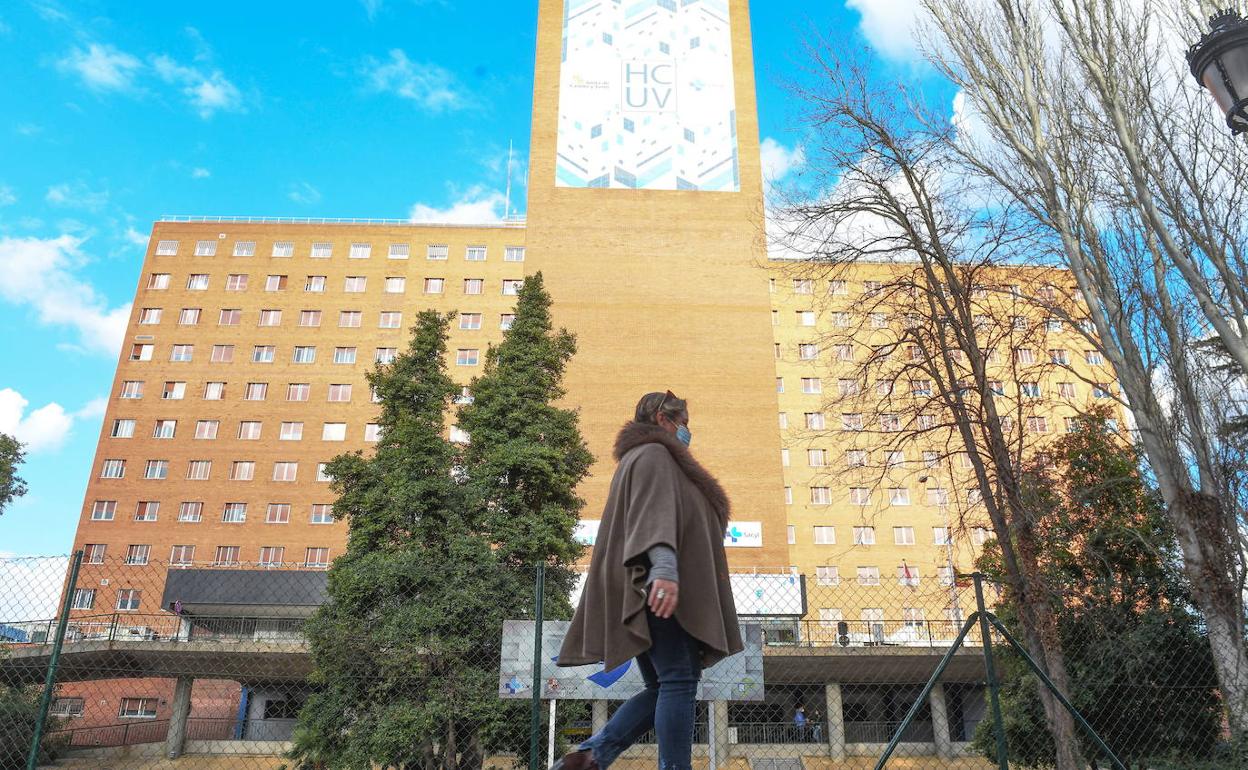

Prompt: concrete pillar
xmin=824 ymin=683 xmax=845 ymax=758
xmin=930 ymin=683 xmax=954 ymax=759
xmin=592 ymin=700 xmax=608 ymax=734
xmin=708 ymin=700 xmax=729 ymax=770
xmin=165 ymin=675 xmax=194 ymax=759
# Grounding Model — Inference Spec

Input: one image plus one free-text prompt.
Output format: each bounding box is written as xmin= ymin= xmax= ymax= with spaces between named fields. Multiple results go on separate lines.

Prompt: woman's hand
xmin=648 ymin=579 xmax=679 ymax=619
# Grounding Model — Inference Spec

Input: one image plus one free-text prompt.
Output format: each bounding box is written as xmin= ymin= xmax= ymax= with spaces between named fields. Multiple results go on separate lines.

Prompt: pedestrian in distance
xmin=554 ymin=391 xmax=743 ymax=770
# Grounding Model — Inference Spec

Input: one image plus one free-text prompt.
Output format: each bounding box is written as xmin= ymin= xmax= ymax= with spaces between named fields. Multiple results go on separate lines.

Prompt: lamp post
xmin=1187 ymin=9 xmax=1248 ymax=135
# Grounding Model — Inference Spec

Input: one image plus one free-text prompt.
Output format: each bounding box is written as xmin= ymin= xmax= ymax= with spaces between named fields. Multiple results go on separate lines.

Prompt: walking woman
xmin=555 ymin=391 xmax=742 ymax=770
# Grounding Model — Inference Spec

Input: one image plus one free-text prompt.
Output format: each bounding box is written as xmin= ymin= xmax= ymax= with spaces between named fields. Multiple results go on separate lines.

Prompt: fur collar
xmin=613 ymin=421 xmax=731 ymax=530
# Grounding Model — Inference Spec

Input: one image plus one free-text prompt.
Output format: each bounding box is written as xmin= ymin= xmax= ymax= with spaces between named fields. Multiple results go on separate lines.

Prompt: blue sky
xmin=0 ymin=0 xmax=939 ymax=555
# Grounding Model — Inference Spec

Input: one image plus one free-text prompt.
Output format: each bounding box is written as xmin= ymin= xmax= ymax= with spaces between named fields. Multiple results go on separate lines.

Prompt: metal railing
xmin=845 ymin=720 xmax=936 ymax=744
xmin=46 ymin=716 xmax=299 ymax=748
xmin=760 ymin=619 xmax=982 ymax=649
xmin=2 ymin=613 xmax=308 ymax=646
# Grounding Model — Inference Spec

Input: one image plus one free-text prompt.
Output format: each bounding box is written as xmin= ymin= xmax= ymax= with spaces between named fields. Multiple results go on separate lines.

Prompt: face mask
xmin=676 ymin=425 xmax=692 ymax=447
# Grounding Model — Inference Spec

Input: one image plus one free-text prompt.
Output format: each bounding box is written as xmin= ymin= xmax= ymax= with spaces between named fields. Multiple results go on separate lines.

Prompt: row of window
xmin=776 ymin=342 xmax=1107 ymax=366
xmin=787 ymin=524 xmax=989 ymax=547
xmin=129 ymin=342 xmax=484 ymax=366
xmin=774 ymin=277 xmax=1069 ymax=302
xmin=146 ymin=273 xmax=524 ymax=296
xmin=137 ymin=308 xmax=510 ymax=331
xmin=776 ymin=376 xmax=1114 ymax=398
xmin=778 ymin=411 xmax=1107 ymax=437
xmin=97 ymin=459 xmax=330 ymax=482
xmin=156 ymin=240 xmax=525 ymax=262
xmin=775 ymin=309 xmax=1087 ymax=334
xmin=86 ymin=502 xmax=335 ymax=527
xmin=778 ymin=485 xmax=986 ymax=507
xmin=51 ymin=696 xmax=153 ymax=719
xmin=79 ymin=543 xmax=332 ymax=571
xmin=117 ymin=380 xmax=475 ymax=403
xmin=815 ymin=607 xmax=962 ymax=629
xmin=802 ymin=564 xmax=955 ymax=588
xmin=112 ymin=418 xmax=391 ymax=442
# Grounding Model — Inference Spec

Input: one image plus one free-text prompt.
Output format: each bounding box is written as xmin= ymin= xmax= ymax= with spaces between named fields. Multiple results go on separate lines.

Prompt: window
xmin=344 ymin=276 xmax=367 ymax=292
xmin=505 ymin=246 xmax=525 ymax=262
xmin=832 ymin=311 xmax=851 ymax=328
xmin=388 ymin=243 xmax=410 ymax=259
xmin=784 ymin=486 xmax=792 ymax=504
xmin=1057 ymin=382 xmax=1077 ymax=398
xmin=130 ymin=344 xmax=154 ymax=361
xmin=916 ymin=414 xmax=937 ymax=430
xmin=100 ymin=460 xmax=126 ymax=479
xmin=856 ymin=567 xmax=881 ymax=586
xmin=333 ymin=347 xmax=357 ymax=364
xmin=347 ymin=242 xmax=371 ymax=259
xmin=457 ymin=349 xmax=480 ymax=366
xmin=1049 ymin=348 xmax=1070 ymax=365
xmin=230 ymin=240 xmax=255 ymax=257
xmin=923 ymin=450 xmax=939 ymax=468
xmin=115 ymin=590 xmax=143 ymax=613
xmin=259 ymin=546 xmax=286 ymax=568
xmin=310 ymin=503 xmax=334 ymax=524
xmin=825 ymin=279 xmax=846 ymax=296
xmin=223 ymin=273 xmax=248 ymax=292
xmin=1020 ymin=382 xmax=1042 ymax=398
xmin=178 ymin=502 xmax=203 ymax=522
xmin=427 ymin=244 xmax=449 ymax=260
xmin=370 ymin=348 xmax=397 ymax=366
xmin=258 ymin=309 xmax=282 ymax=327
xmin=305 ymin=547 xmax=331 ymax=568
xmin=328 ymin=384 xmax=352 ymax=402
xmin=91 ymin=500 xmax=117 ymax=519
xmin=1092 ymin=383 xmax=1112 ymax=399
xmin=148 ymin=273 xmax=171 ymax=290
xmin=204 ymin=381 xmax=225 ymax=400
xmin=810 ymin=487 xmax=832 ymax=505
xmin=834 ymin=344 xmax=854 ymax=362
xmin=778 ymin=412 xmax=788 ymax=429
xmin=134 ymin=501 xmax=159 ymax=521
xmin=144 ymin=460 xmax=168 ymax=480
xmin=272 ymin=241 xmax=294 ymax=258
xmin=238 ymin=421 xmax=262 ymax=440
xmin=266 ymin=503 xmax=291 ymax=524
xmin=111 ymin=419 xmax=135 ymax=438
xmin=230 ymin=461 xmax=255 ymax=481
xmin=972 ymin=527 xmax=991 ymax=546
xmin=933 ymin=527 xmax=953 ymax=545
xmin=187 ymin=460 xmax=212 ymax=480
xmin=880 ymin=414 xmax=901 ymax=432
xmin=280 ymin=422 xmax=304 ymax=441
xmin=214 ymin=307 xmax=240 ymax=327
xmin=186 ymin=274 xmax=210 ymax=291
xmin=1065 ymin=416 xmax=1080 ymax=433
xmin=177 ymin=308 xmax=202 ymax=326
xmin=803 ymin=412 xmax=826 ymax=431
xmin=316 ymin=463 xmax=332 ymax=482
xmin=423 ymin=277 xmax=445 ymax=294
xmin=170 ymin=545 xmax=195 ymax=567
xmin=882 ymin=450 xmax=904 ymax=468
xmin=911 ymin=380 xmax=932 ymax=397
xmin=119 ymin=381 xmax=144 ymax=400
xmin=305 ymin=275 xmax=326 ymax=293
xmin=781 ymin=448 xmax=790 ymax=467
xmin=379 ymin=276 xmax=406 ymax=295
xmin=786 ymin=525 xmax=796 ymax=544
xmin=845 ymin=449 xmax=867 ymax=468
xmin=776 ymin=378 xmax=784 ymax=393
xmin=898 ymin=565 xmax=921 ymax=587
xmin=834 ymin=380 xmax=858 ymax=398
xmin=194 ymin=240 xmax=217 ymax=256
xmin=252 ymin=345 xmax=275 ymax=363
xmin=222 ymin=503 xmax=247 ymax=523
xmin=339 ymin=310 xmax=362 ymax=328
xmin=322 ymin=423 xmax=347 ymax=441
xmin=138 ymin=308 xmax=161 ymax=325
xmin=117 ymin=696 xmax=157 ymax=719
xmin=894 ymin=526 xmax=915 ymax=545
xmin=793 ymin=278 xmax=814 ymax=294
xmin=465 ymin=245 xmax=487 ymax=261
xmin=84 ymin=544 xmax=107 ymax=564
xmin=801 ymin=378 xmax=822 ymax=394
xmin=807 ymin=448 xmax=827 ymax=467
xmin=170 ymin=344 xmax=194 ymax=362
xmin=458 ymin=312 xmax=484 ymax=331
xmin=841 ymin=413 xmax=864 ymax=431
xmin=816 ymin=566 xmax=840 ymax=586
xmin=988 ymin=380 xmax=1005 ymax=395
xmin=364 ymin=424 xmax=383 ymax=442
xmin=813 ymin=526 xmax=836 ymax=544
xmin=853 ymin=525 xmax=876 ymax=544
xmin=155 ymin=239 xmax=179 ymax=255
xmin=298 ymin=310 xmax=322 ymax=328
xmin=1016 ymin=348 xmax=1037 ymax=365
xmin=311 ymin=242 xmax=333 ymax=258
xmin=502 ymin=279 xmax=524 ymax=295
xmin=798 ymin=310 xmax=816 ymax=326
xmin=287 ymin=383 xmax=311 ymax=402
xmin=292 ymin=346 xmax=317 ymax=364
xmin=379 ymin=311 xmax=402 ymax=329
xmin=262 ymin=275 xmax=287 ymax=292
xmin=244 ymin=382 xmax=267 ymax=400
xmin=863 ymin=280 xmax=883 ymax=296
xmin=124 ymin=544 xmax=150 ymax=566
xmin=464 ymin=278 xmax=484 ymax=295
xmin=210 ymin=344 xmax=234 ymax=363
xmin=869 ymin=312 xmax=888 ymax=329
xmin=938 ymin=567 xmax=956 ymax=587
xmin=927 ymin=488 xmax=949 ymax=506
xmin=500 ymin=313 xmax=516 ymax=330
xmin=798 ymin=343 xmax=818 ymax=360
xmin=71 ymin=589 xmax=96 ymax=610
xmin=273 ymin=461 xmax=298 ymax=481
xmin=1026 ymin=416 xmax=1050 ymax=433
xmin=214 ymin=545 xmax=241 ymax=566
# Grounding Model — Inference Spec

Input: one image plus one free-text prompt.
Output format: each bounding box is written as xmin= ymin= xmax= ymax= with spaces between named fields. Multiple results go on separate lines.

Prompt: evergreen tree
xmin=973 ymin=407 xmax=1222 ymax=765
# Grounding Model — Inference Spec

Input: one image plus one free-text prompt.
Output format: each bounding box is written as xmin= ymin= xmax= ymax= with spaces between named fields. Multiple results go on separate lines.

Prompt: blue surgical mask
xmin=676 ymin=425 xmax=692 ymax=447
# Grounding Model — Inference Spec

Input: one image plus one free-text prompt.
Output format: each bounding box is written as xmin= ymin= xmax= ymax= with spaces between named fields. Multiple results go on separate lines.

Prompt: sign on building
xmin=556 ymin=0 xmax=740 ymax=191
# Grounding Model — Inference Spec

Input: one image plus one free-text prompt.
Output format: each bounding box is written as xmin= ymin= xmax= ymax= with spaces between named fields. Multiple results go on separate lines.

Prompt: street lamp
xmin=1187 ymin=9 xmax=1248 ymax=135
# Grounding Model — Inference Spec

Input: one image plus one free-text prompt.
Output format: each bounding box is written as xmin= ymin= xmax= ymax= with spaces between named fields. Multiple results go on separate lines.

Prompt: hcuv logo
xmin=727 ymin=526 xmax=745 ymax=544
xmin=622 ymin=61 xmax=676 ymax=112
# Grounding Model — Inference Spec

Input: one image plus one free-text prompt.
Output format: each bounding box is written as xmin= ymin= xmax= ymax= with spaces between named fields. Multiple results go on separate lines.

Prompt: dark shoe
xmin=551 ymin=749 xmax=597 ymax=770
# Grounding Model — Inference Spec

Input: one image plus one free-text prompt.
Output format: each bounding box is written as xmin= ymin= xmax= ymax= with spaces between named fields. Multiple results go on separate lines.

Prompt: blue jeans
xmin=580 ymin=610 xmax=702 ymax=770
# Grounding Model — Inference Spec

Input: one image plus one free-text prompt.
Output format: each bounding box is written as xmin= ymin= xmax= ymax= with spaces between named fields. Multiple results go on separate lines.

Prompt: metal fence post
xmin=529 ymin=562 xmax=546 ymax=770
xmin=26 ymin=550 xmax=84 ymax=770
xmin=974 ymin=573 xmax=1009 ymax=770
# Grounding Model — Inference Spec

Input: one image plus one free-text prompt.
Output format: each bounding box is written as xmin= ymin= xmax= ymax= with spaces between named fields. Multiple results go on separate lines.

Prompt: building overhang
xmin=161 ymin=569 xmax=328 ymax=619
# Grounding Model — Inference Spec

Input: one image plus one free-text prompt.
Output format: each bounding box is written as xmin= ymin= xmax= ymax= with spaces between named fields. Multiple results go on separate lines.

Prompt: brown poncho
xmin=558 ymin=422 xmax=743 ymax=671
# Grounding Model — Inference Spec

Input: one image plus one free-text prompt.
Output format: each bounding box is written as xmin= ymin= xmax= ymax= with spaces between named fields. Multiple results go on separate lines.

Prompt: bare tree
xmin=922 ymin=0 xmax=1248 ymax=736
xmin=770 ymin=50 xmax=1095 ymax=768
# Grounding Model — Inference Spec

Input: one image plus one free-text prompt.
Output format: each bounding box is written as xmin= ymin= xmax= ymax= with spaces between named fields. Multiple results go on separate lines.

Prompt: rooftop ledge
xmin=158 ymin=215 xmax=527 ymax=228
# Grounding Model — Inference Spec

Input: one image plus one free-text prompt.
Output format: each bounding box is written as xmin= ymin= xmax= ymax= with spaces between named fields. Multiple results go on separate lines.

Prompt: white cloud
xmin=0 ymin=185 xmax=15 ymax=206
xmin=56 ymin=43 xmax=142 ymax=91
xmin=190 ymin=167 xmax=211 ymax=179
xmin=123 ymin=226 xmax=150 ymax=248
xmin=288 ymin=182 xmax=322 ymax=205
xmin=45 ymin=181 xmax=108 ymax=211
xmin=151 ymin=55 xmax=243 ymax=118
xmin=361 ymin=0 xmax=383 ymax=19
xmin=845 ymin=0 xmax=925 ymax=62
xmin=364 ymin=50 xmax=463 ymax=112
xmin=0 ymin=235 xmax=130 ymax=356
xmin=15 ymin=123 xmax=42 ymax=137
xmin=760 ymin=138 xmax=806 ymax=183
xmin=0 ymin=389 xmax=74 ymax=453
xmin=409 ymin=186 xmax=507 ymax=224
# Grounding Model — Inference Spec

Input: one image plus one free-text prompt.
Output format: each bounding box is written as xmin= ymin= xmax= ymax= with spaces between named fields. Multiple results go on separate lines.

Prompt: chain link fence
xmin=0 ymin=552 xmax=1237 ymax=769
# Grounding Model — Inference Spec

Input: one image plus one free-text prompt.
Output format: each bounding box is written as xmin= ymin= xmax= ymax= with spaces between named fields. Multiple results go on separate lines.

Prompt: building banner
xmin=556 ymin=0 xmax=740 ymax=191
